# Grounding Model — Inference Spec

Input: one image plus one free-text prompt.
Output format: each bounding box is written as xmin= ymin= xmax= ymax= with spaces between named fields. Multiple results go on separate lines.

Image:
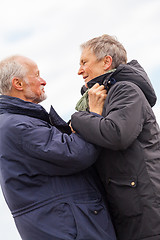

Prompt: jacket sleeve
xmin=15 ymin=121 xmax=99 ymax=176
xmin=71 ymin=82 xmax=145 ymax=150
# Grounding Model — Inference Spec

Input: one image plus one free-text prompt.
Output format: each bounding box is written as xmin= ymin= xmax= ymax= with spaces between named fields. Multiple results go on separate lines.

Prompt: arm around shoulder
xmin=19 ymin=121 xmax=99 ymax=175
xmin=71 ymin=83 xmax=145 ymax=150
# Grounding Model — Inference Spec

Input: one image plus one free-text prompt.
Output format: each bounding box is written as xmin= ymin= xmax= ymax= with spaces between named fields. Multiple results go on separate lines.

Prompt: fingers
xmin=88 ymin=83 xmax=107 ymax=99
xmin=90 ymin=83 xmax=105 ymax=90
xmin=69 ymin=122 xmax=76 ymax=133
xmin=88 ymin=83 xmax=107 ymax=115
xmin=89 ymin=90 xmax=107 ymax=100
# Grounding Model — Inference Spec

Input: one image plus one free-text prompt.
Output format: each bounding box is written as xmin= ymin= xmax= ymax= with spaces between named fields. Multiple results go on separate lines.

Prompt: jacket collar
xmin=0 ymin=95 xmax=50 ymax=123
xmin=81 ymin=70 xmax=116 ymax=95
xmin=0 ymin=95 xmax=71 ymax=133
xmin=80 ymin=60 xmax=157 ymax=107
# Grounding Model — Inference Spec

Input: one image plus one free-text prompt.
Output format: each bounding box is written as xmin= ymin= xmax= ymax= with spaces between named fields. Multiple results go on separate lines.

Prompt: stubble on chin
xmin=39 ymin=92 xmax=47 ymax=103
xmin=24 ymin=88 xmax=47 ymax=104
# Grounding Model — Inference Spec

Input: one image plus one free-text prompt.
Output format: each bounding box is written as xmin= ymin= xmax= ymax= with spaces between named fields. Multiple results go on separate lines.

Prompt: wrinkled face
xmin=22 ymin=59 xmax=47 ymax=103
xmin=78 ymin=47 xmax=106 ymax=87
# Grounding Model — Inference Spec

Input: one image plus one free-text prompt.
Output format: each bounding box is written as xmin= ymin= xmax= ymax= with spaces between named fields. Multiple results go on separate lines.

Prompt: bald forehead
xmin=15 ymin=56 xmax=37 ymax=67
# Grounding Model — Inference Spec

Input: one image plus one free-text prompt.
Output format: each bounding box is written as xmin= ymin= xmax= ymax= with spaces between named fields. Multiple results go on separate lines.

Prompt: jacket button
xmin=131 ymin=181 xmax=135 ymax=186
xmin=94 ymin=210 xmax=98 ymax=215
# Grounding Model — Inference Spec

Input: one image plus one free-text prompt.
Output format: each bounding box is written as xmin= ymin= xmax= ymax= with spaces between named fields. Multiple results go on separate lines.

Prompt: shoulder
xmin=103 ymin=81 xmax=147 ymax=116
xmin=2 ymin=113 xmax=49 ymax=132
xmin=110 ymin=81 xmax=143 ymax=93
xmin=107 ymin=81 xmax=146 ymax=102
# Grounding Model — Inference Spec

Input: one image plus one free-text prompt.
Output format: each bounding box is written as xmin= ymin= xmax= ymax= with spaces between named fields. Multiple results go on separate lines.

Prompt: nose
xmin=40 ymin=77 xmax=46 ymax=86
xmin=78 ymin=65 xmax=84 ymax=75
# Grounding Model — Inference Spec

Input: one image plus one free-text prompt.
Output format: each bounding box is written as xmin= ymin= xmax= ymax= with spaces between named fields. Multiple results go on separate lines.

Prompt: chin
xmin=38 ymin=93 xmax=47 ymax=103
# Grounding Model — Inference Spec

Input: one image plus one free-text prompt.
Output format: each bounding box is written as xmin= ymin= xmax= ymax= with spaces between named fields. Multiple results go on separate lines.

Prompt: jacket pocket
xmin=14 ymin=202 xmax=78 ymax=240
xmin=106 ymin=176 xmax=142 ymax=218
xmin=70 ymin=198 xmax=116 ymax=240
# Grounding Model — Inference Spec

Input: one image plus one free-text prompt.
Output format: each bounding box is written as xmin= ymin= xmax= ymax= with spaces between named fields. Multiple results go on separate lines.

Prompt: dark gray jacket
xmin=71 ymin=60 xmax=160 ymax=240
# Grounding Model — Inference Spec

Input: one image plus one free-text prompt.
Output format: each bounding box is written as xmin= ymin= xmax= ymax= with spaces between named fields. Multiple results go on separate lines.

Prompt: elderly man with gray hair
xmin=71 ymin=34 xmax=160 ymax=240
xmin=0 ymin=55 xmax=116 ymax=240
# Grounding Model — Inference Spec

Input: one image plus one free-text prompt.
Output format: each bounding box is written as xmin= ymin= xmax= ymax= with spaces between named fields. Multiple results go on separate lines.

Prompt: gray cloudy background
xmin=0 ymin=0 xmax=160 ymax=239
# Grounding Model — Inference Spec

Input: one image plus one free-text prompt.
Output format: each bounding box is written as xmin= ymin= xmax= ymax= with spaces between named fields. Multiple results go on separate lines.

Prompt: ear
xmin=103 ymin=55 xmax=112 ymax=71
xmin=12 ymin=77 xmax=24 ymax=91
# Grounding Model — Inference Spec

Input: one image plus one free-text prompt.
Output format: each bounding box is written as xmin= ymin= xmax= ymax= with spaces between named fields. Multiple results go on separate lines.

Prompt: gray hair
xmin=0 ymin=55 xmax=28 ymax=94
xmin=80 ymin=34 xmax=127 ymax=68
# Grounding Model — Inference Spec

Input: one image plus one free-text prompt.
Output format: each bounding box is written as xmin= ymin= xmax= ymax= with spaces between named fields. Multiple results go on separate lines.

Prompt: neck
xmin=8 ymin=90 xmax=33 ymax=103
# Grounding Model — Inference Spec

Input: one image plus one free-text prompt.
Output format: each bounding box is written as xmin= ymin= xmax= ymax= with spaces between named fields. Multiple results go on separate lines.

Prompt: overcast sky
xmin=0 ymin=0 xmax=160 ymax=239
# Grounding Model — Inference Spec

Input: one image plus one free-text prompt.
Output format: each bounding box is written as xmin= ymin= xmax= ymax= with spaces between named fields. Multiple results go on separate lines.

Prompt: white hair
xmin=0 ymin=55 xmax=28 ymax=94
xmin=80 ymin=34 xmax=127 ymax=68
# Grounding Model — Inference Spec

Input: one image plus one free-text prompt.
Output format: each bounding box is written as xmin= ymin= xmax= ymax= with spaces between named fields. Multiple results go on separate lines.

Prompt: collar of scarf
xmin=75 ymin=69 xmax=116 ymax=112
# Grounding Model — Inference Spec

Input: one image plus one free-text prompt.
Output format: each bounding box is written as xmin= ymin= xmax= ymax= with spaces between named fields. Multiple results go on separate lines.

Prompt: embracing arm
xmin=71 ymin=82 xmax=145 ymax=150
xmin=13 ymin=120 xmax=99 ymax=176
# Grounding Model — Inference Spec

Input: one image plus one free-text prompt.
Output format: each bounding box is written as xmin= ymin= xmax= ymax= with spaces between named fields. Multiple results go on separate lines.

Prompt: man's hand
xmin=88 ymin=83 xmax=107 ymax=115
xmin=69 ymin=122 xmax=76 ymax=133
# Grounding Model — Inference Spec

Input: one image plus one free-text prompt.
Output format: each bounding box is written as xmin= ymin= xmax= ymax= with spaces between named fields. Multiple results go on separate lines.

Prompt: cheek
xmin=89 ymin=65 xmax=99 ymax=76
xmin=94 ymin=64 xmax=104 ymax=75
xmin=36 ymin=82 xmax=41 ymax=89
xmin=31 ymin=84 xmax=40 ymax=95
xmin=86 ymin=65 xmax=94 ymax=74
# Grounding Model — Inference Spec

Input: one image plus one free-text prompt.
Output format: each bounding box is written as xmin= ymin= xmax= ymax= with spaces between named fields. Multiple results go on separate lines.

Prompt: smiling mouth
xmin=83 ymin=76 xmax=88 ymax=82
xmin=41 ymin=87 xmax=45 ymax=93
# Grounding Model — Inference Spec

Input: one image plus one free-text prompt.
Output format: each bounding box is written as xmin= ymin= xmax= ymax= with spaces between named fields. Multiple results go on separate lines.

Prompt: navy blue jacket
xmin=0 ymin=95 xmax=116 ymax=240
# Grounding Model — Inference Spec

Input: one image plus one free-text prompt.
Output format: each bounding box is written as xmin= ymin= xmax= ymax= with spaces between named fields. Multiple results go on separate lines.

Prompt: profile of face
xmin=22 ymin=58 xmax=47 ymax=104
xmin=78 ymin=48 xmax=107 ymax=87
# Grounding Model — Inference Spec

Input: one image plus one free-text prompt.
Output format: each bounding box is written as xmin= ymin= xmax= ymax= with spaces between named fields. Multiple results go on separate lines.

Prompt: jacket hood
xmin=84 ymin=60 xmax=157 ymax=107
